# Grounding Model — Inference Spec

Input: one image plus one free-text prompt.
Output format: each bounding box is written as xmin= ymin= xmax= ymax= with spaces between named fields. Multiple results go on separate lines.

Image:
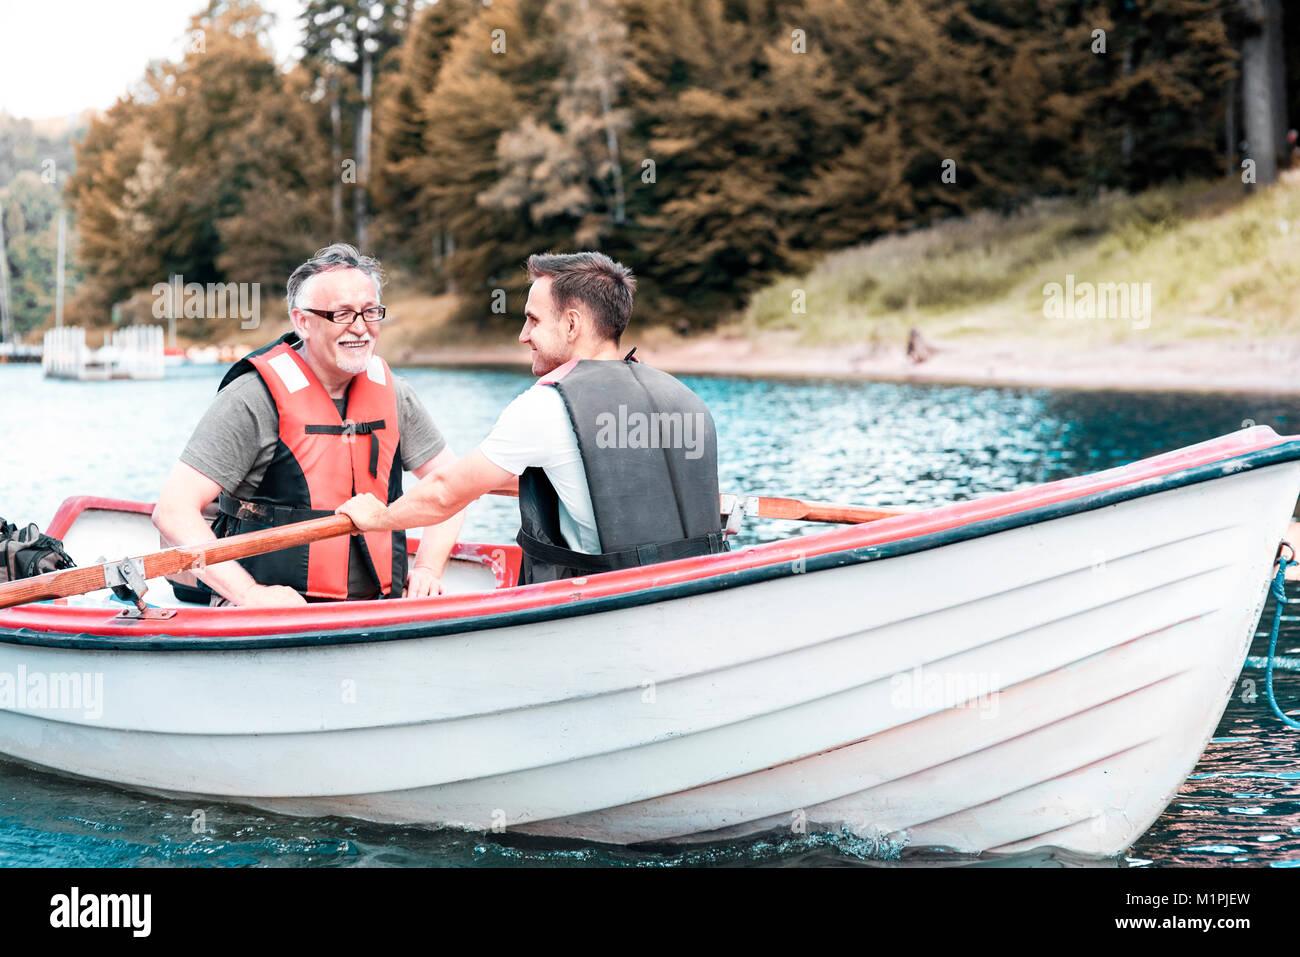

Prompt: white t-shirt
xmin=479 ymin=384 xmax=601 ymax=554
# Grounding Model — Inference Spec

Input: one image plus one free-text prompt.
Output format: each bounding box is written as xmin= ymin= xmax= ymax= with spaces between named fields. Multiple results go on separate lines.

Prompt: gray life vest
xmin=516 ymin=355 xmax=728 ymax=585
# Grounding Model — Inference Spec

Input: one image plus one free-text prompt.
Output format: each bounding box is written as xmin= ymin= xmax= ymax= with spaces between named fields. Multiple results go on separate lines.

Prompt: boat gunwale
xmin=2 ymin=430 xmax=1298 ymax=651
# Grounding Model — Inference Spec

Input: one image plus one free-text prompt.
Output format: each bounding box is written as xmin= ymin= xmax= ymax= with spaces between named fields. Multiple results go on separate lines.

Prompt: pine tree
xmin=1079 ymin=0 xmax=1237 ymax=189
xmin=779 ymin=0 xmax=915 ymax=251
xmin=371 ymin=0 xmax=484 ymax=281
xmin=477 ymin=0 xmax=631 ymax=249
xmin=300 ymin=0 xmax=414 ymax=249
xmin=409 ymin=0 xmax=568 ymax=320
xmin=619 ymin=0 xmax=809 ymax=323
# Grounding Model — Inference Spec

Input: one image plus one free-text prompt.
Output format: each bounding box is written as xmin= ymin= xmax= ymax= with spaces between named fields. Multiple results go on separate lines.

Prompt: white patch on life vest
xmin=268 ymin=352 xmax=310 ymax=394
xmin=366 ymin=356 xmax=386 ymax=386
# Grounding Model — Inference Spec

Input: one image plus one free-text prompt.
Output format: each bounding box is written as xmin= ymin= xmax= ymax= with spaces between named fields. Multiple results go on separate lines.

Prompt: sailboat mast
xmin=0 ymin=212 xmax=12 ymax=345
xmin=55 ymin=209 xmax=66 ymax=328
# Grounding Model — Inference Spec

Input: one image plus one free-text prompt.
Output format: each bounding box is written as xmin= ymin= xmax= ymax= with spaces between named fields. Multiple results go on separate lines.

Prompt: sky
xmin=0 ymin=0 xmax=307 ymax=120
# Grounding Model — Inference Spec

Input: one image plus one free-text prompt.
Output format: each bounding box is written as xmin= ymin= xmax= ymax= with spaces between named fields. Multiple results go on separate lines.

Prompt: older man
xmin=154 ymin=243 xmax=464 ymax=607
xmin=340 ymin=251 xmax=726 ymax=584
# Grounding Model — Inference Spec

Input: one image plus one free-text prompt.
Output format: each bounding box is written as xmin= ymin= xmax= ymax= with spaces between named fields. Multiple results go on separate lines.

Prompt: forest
xmin=1 ymin=0 xmax=1294 ymax=339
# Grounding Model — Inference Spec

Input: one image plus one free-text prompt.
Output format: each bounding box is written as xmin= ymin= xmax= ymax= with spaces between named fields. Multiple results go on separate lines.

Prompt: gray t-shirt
xmin=180 ymin=362 xmax=447 ymax=598
xmin=182 ymin=369 xmax=445 ymax=498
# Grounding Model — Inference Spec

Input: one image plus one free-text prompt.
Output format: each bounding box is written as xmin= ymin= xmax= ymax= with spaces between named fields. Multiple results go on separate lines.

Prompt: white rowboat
xmin=0 ymin=426 xmax=1296 ymax=858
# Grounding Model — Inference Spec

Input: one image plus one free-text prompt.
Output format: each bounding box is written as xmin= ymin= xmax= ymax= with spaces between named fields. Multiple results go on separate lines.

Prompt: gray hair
xmin=286 ymin=243 xmax=383 ymax=312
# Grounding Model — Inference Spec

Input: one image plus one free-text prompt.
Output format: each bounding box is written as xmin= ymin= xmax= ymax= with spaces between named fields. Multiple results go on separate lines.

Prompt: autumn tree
xmin=477 ymin=0 xmax=631 ymax=249
xmin=66 ymin=1 xmax=333 ymax=333
xmin=371 ymin=0 xmax=484 ymax=283
xmin=64 ymin=99 xmax=164 ymax=322
xmin=618 ymin=0 xmax=814 ymax=323
xmin=407 ymin=0 xmax=568 ymax=321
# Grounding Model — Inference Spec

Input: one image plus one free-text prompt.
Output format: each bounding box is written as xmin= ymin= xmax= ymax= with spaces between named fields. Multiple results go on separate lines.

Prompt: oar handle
xmin=162 ymin=514 xmax=356 ymax=574
xmin=0 ymin=514 xmax=357 ymax=610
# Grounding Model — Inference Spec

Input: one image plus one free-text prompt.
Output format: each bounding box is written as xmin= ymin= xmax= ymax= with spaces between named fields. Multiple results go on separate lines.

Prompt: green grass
xmin=743 ymin=175 xmax=1300 ymax=346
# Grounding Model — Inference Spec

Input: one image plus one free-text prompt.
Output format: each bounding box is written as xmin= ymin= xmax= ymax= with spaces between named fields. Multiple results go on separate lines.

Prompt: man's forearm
xmin=385 ymin=474 xmax=464 ymax=531
xmin=153 ymin=506 xmax=259 ymax=604
xmin=342 ymin=449 xmax=512 ymax=537
xmin=413 ymin=509 xmax=467 ymax=577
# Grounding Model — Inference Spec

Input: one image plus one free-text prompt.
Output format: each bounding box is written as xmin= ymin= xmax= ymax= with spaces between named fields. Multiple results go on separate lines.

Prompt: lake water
xmin=0 ymin=360 xmax=1298 ymax=867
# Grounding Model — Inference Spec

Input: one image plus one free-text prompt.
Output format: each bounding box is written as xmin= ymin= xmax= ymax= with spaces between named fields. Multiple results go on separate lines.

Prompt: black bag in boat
xmin=0 ymin=518 xmax=76 ymax=582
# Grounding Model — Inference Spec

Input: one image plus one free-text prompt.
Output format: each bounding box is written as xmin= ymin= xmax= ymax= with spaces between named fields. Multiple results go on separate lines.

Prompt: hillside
xmin=390 ymin=174 xmax=1300 ymax=394
xmin=743 ymin=174 xmax=1300 ymax=347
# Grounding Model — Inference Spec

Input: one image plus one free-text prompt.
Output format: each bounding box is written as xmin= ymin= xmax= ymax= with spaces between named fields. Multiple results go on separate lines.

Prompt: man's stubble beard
xmin=532 ymin=344 xmax=567 ymax=377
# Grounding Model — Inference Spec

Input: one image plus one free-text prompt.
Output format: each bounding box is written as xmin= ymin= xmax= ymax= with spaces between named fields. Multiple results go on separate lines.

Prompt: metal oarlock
xmin=720 ymin=494 xmax=760 ymax=537
xmin=104 ymin=557 xmax=175 ymax=621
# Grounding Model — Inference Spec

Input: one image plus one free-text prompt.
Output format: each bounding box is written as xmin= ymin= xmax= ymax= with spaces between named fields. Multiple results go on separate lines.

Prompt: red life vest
xmin=245 ymin=342 xmax=403 ymax=599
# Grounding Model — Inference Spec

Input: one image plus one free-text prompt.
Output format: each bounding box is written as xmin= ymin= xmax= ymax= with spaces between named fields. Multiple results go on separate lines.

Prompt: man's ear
xmin=289 ymin=309 xmax=309 ymax=340
xmin=564 ymin=307 xmax=583 ymax=343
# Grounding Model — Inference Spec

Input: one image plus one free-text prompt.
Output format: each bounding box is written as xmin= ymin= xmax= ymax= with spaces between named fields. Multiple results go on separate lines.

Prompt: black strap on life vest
xmin=217 ymin=491 xmax=334 ymax=525
xmin=214 ymin=491 xmax=399 ymax=601
xmin=302 ymin=419 xmax=386 ymax=478
xmin=517 ymin=527 xmax=726 ymax=574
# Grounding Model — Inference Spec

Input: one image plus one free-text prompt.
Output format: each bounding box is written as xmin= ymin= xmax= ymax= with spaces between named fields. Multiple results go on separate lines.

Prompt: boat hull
xmin=0 ymin=431 xmax=1296 ymax=857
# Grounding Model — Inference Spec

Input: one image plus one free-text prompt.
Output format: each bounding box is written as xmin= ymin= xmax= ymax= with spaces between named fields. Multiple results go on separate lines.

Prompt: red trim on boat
xmin=46 ymin=497 xmax=156 ymax=539
xmin=5 ymin=427 xmax=1292 ymax=638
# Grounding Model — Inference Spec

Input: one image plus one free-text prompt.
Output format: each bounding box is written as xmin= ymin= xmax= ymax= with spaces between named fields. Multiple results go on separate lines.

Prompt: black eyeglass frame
xmin=299 ymin=305 xmax=388 ymax=325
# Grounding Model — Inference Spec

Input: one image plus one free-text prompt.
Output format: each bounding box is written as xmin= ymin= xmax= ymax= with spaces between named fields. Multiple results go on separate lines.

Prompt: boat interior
xmin=46 ymin=497 xmax=516 ymax=610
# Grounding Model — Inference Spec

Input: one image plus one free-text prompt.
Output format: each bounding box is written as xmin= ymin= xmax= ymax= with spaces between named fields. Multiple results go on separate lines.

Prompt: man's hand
xmin=237 ymin=583 xmax=308 ymax=608
xmin=406 ymin=565 xmax=444 ymax=599
xmin=338 ymin=493 xmax=390 ymax=532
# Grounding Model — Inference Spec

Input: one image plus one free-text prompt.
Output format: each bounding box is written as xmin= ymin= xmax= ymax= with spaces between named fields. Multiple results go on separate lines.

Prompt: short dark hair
xmin=526 ymin=252 xmax=636 ymax=342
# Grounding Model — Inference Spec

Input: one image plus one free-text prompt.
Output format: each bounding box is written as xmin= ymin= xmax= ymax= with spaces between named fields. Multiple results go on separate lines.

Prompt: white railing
xmin=43 ymin=325 xmax=165 ymax=380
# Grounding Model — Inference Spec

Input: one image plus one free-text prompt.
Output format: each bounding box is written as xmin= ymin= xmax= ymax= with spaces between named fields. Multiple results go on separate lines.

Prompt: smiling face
xmin=291 ymin=267 xmax=382 ymax=392
xmin=520 ymin=276 xmax=575 ymax=377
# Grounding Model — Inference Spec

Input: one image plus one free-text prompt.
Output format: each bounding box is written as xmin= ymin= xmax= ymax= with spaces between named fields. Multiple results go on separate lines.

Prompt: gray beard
xmin=337 ymin=344 xmax=372 ymax=375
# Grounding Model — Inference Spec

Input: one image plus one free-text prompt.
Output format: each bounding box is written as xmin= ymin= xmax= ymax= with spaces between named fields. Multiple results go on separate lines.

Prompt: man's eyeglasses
xmin=301 ymin=306 xmax=388 ymax=325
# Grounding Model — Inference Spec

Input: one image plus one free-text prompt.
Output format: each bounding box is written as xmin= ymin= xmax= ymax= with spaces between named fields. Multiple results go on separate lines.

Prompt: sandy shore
xmin=394 ymin=331 xmax=1300 ymax=395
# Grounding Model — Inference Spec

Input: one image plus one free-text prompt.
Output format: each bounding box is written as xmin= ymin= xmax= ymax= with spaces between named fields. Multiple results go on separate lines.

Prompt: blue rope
xmin=1263 ymin=552 xmax=1300 ymax=730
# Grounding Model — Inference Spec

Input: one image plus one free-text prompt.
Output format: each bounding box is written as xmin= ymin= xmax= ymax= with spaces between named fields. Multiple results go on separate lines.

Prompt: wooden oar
xmin=741 ymin=496 xmax=910 ymax=524
xmin=219 ymin=490 xmax=903 ymax=530
xmin=0 ymin=514 xmax=356 ymax=611
xmin=0 ymin=490 xmax=903 ymax=610
xmin=489 ymin=488 xmax=908 ymax=524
